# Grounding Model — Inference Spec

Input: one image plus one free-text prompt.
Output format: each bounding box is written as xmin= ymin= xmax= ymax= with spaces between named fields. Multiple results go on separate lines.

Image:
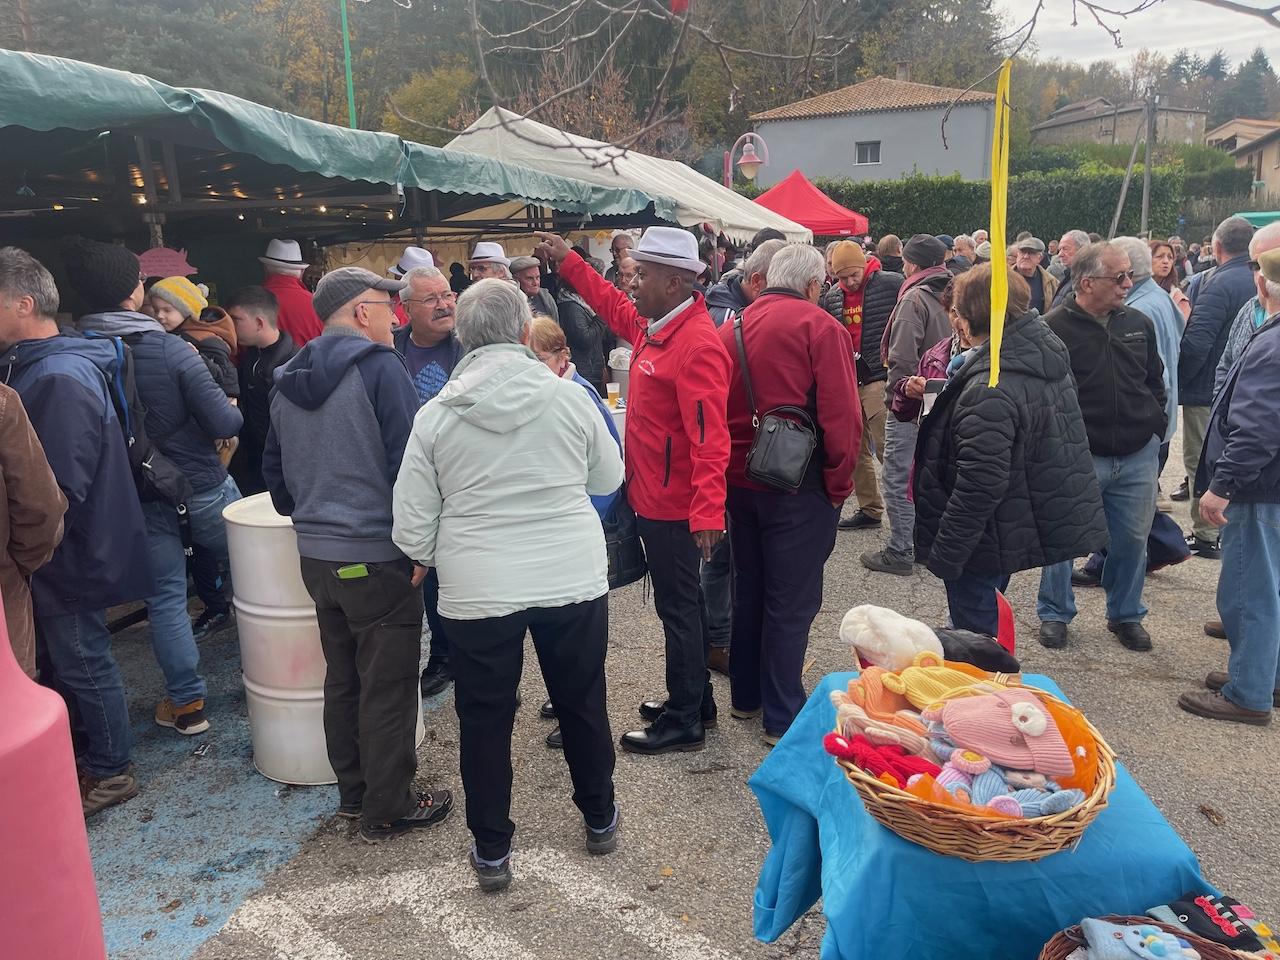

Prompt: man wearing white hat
xmin=389 ymin=247 xmax=435 ymax=326
xmin=261 ymin=238 xmax=324 ymax=346
xmin=468 ymin=242 xmax=511 ymax=282
xmin=536 ymin=226 xmax=731 ymax=756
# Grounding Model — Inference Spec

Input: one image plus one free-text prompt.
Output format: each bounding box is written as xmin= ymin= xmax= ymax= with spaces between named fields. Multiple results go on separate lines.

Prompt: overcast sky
xmin=995 ymin=0 xmax=1269 ymax=70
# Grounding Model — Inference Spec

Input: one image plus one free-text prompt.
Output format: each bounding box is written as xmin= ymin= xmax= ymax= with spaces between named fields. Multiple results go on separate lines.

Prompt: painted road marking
xmin=220 ymin=847 xmax=735 ymax=960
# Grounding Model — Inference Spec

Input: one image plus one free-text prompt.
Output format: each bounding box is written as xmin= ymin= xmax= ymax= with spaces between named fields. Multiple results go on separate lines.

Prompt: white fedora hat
xmin=259 ymin=238 xmax=306 ymax=268
xmin=468 ymin=241 xmax=510 ymax=267
xmin=630 ymin=226 xmax=703 ymax=275
xmin=389 ymin=246 xmax=435 ymax=278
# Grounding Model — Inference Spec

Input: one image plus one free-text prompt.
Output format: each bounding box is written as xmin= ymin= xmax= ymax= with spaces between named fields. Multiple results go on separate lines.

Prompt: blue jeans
xmin=1218 ymin=502 xmax=1280 ymax=712
xmin=36 ymin=610 xmax=133 ymax=777
xmin=945 ymin=570 xmax=1012 ymax=636
xmin=141 ymin=500 xmax=207 ymax=705
xmin=1038 ymin=435 xmax=1159 ymax=624
xmin=188 ymin=475 xmax=242 ymax=615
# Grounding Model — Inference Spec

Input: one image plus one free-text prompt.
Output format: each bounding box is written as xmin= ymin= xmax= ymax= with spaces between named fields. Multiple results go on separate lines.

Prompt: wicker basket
xmin=834 ymin=682 xmax=1117 ymax=862
xmin=1038 ymin=914 xmax=1255 ymax=960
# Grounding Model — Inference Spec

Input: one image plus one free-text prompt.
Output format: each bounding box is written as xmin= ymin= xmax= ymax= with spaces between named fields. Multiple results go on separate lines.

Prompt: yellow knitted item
xmin=150 ymin=276 xmax=207 ymax=320
xmin=880 ymin=652 xmax=996 ymax=710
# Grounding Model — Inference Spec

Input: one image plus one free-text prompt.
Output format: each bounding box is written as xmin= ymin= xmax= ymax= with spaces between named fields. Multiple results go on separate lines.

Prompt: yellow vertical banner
xmin=988 ymin=58 xmax=1013 ymax=387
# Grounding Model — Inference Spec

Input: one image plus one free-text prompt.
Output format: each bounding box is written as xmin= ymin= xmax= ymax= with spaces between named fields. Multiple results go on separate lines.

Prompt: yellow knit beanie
xmin=150 ymin=276 xmax=208 ymax=320
xmin=880 ymin=652 xmax=994 ymax=710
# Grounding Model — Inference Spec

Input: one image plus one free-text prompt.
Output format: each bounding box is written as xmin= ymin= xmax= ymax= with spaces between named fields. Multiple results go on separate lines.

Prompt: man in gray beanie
xmin=263 ymin=266 xmax=454 ymax=843
xmin=862 ymin=234 xmax=952 ymax=576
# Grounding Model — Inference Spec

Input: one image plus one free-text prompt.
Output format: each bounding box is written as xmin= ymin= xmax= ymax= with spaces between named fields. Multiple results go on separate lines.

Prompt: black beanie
xmin=62 ymin=237 xmax=142 ymax=311
xmin=903 ymin=233 xmax=948 ymax=269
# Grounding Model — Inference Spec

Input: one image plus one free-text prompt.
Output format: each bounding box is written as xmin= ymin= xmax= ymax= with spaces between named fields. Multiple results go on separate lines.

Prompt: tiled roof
xmin=750 ymin=76 xmax=994 ymax=123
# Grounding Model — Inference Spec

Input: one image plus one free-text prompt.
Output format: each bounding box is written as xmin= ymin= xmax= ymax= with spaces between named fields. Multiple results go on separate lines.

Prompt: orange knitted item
xmin=1042 ymin=696 xmax=1097 ymax=792
xmin=848 ymin=667 xmax=927 ymax=734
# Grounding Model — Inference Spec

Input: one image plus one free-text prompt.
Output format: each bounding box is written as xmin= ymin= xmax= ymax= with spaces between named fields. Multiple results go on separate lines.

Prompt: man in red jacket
xmin=535 ymin=227 xmax=731 ymax=755
xmin=718 ymin=243 xmax=860 ymax=743
xmin=260 ymin=239 xmax=324 ymax=346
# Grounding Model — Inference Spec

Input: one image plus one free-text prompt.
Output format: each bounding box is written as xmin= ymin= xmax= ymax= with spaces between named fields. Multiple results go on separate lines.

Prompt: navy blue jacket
xmin=2 ymin=334 xmax=155 ymax=615
xmin=1197 ymin=311 xmax=1280 ymax=504
xmin=263 ymin=328 xmax=419 ymax=562
xmin=391 ymin=324 xmax=464 ymax=390
xmin=78 ymin=312 xmax=243 ymax=493
xmin=706 ymin=274 xmax=749 ymax=327
xmin=1178 ymin=255 xmax=1256 ymax=406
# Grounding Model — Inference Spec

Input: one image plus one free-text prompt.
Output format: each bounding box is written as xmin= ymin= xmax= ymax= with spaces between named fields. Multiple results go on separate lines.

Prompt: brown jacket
xmin=0 ymin=383 xmax=66 ymax=676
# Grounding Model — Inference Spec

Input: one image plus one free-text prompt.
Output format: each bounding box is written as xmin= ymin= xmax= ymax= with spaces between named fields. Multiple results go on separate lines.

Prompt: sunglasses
xmin=1084 ymin=270 xmax=1136 ymax=284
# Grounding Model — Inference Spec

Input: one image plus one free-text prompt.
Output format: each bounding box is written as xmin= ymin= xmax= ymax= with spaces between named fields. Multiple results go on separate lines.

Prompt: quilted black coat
xmin=913 ymin=312 xmax=1108 ymax=581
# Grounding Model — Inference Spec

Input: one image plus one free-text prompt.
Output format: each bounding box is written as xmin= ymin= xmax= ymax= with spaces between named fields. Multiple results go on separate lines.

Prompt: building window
xmin=855 ymin=141 xmax=881 ymax=165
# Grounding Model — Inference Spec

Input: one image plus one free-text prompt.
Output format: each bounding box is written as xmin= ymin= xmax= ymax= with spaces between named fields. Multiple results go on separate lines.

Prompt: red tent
xmin=752 ymin=170 xmax=869 ymax=237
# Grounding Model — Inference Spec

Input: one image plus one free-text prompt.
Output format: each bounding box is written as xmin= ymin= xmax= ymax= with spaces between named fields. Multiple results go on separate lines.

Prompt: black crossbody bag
xmin=733 ymin=316 xmax=817 ymax=493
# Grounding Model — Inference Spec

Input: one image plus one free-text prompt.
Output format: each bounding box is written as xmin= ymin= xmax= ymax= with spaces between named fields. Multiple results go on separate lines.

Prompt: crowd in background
xmin=1 ymin=207 xmax=1277 ymax=892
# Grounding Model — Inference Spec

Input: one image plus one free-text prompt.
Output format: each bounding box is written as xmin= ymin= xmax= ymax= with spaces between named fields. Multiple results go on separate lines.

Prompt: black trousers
xmin=444 ymin=595 xmax=614 ymax=861
xmin=727 ymin=486 xmax=838 ymax=736
xmin=636 ymin=515 xmax=715 ymax=726
xmin=299 ymin=557 xmax=424 ymax=825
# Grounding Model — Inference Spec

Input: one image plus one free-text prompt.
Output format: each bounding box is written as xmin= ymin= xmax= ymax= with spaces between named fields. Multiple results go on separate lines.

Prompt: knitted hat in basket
xmin=880 ymin=651 xmax=990 ymax=710
xmin=847 ymin=667 xmax=927 ymax=734
xmin=941 ymin=688 xmax=1074 ymax=776
xmin=1080 ymin=918 xmax=1203 ymax=959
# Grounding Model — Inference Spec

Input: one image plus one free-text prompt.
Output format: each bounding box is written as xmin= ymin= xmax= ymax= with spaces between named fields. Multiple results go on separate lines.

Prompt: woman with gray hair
xmin=392 ymin=278 xmax=625 ymax=891
xmin=715 ymin=243 xmax=861 ymax=743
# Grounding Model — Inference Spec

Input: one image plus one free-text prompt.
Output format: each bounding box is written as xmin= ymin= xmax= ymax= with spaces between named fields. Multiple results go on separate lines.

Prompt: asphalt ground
xmin=88 ymin=433 xmax=1277 ymax=960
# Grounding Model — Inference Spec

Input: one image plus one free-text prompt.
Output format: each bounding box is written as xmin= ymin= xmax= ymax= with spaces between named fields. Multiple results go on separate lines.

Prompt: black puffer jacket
xmin=820 ymin=267 xmax=904 ymax=384
xmin=913 ymin=312 xmax=1107 ymax=581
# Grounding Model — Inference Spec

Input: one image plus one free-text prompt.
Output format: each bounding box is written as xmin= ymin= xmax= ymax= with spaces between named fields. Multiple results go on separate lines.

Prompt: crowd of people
xmin=1 ymin=207 xmax=1277 ymax=892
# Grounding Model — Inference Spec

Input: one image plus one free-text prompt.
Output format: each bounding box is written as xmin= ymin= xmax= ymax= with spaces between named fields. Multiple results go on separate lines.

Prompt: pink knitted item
xmin=941 ymin=689 xmax=1074 ymax=776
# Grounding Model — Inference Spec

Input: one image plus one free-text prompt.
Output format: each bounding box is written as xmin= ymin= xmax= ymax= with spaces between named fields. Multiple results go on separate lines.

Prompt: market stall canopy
xmin=752 ymin=170 xmax=869 ymax=237
xmin=0 ymin=50 xmax=667 ymax=246
xmin=446 ymin=108 xmax=811 ymax=245
xmin=1235 ymin=211 xmax=1279 ymax=228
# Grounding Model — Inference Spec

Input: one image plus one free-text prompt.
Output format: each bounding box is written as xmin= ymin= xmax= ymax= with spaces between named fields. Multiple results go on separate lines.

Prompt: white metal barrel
xmin=223 ymin=493 xmax=425 ymax=785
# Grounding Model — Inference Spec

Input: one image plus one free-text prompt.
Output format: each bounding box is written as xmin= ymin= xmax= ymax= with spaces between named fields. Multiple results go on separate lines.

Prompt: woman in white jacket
xmin=392 ymin=278 xmax=624 ymax=892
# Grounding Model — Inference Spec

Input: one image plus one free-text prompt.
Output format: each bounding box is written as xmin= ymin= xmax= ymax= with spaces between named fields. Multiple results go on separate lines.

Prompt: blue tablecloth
xmin=750 ymin=672 xmax=1211 ymax=960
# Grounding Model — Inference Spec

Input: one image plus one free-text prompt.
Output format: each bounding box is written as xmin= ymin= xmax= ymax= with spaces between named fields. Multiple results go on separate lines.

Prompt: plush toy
xmin=840 ymin=605 xmax=943 ymax=671
xmin=1080 ymin=919 xmax=1202 ymax=959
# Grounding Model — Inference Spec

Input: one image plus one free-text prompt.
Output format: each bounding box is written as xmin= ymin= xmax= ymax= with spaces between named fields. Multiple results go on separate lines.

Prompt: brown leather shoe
xmin=1205 ymin=671 xmax=1280 ymax=707
xmin=1178 ymin=688 xmax=1272 ymax=725
xmin=1203 ymin=620 xmax=1227 ymax=639
xmin=708 ymin=646 xmax=730 ymax=676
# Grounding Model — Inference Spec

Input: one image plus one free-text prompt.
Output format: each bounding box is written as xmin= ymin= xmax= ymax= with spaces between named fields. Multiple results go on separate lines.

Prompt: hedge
xmin=740 ymin=169 xmax=1182 ymax=240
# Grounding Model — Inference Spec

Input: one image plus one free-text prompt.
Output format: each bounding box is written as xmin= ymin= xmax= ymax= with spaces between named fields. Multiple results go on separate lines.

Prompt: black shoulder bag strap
xmin=733 ymin=316 xmax=760 ymax=429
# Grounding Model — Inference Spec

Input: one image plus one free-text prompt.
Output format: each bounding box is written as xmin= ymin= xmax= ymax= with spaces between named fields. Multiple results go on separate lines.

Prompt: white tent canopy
xmin=446 ymin=108 xmax=811 ymax=246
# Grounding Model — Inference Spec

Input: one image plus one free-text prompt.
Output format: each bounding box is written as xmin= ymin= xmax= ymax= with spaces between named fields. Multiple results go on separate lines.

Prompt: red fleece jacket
xmin=559 ymin=252 xmax=730 ymax=532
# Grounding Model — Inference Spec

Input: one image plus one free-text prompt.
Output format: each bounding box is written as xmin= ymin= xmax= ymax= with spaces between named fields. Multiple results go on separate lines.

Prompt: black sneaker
xmin=859 ymin=548 xmax=913 ymax=576
xmin=585 ymin=806 xmax=620 ymax=856
xmin=192 ymin=608 xmax=232 ymax=640
xmin=1070 ymin=567 xmax=1102 ymax=588
xmin=1038 ymin=621 xmax=1068 ymax=649
xmin=359 ymin=789 xmax=453 ymax=843
xmin=469 ymin=848 xmax=512 ymax=892
xmin=1171 ymin=478 xmax=1189 ymax=501
xmin=420 ymin=660 xmax=452 ymax=698
xmin=1186 ymin=535 xmax=1221 ymax=560
xmin=838 ymin=510 xmax=882 ymax=530
xmin=1108 ymin=620 xmax=1153 ymax=652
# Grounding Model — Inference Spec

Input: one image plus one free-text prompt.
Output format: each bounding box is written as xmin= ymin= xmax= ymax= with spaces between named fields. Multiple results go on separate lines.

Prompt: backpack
xmin=88 ymin=332 xmax=194 ymax=509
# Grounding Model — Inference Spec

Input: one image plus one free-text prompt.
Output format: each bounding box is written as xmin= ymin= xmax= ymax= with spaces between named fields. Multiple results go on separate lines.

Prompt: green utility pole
xmin=339 ymin=0 xmax=357 ymax=128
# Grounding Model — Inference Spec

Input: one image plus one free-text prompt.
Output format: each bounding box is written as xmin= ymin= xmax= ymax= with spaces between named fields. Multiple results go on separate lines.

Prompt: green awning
xmin=1235 ymin=211 xmax=1280 ymax=228
xmin=0 ymin=49 xmax=667 ymax=218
